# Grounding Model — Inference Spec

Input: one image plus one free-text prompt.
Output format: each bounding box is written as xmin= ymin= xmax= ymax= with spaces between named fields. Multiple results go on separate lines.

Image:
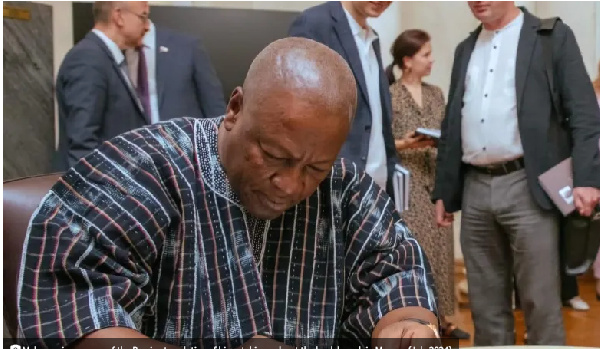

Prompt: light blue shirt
xmin=92 ymin=29 xmax=125 ymax=65
xmin=142 ymin=22 xmax=160 ymax=123
xmin=342 ymin=9 xmax=388 ymax=188
xmin=92 ymin=29 xmax=139 ymax=104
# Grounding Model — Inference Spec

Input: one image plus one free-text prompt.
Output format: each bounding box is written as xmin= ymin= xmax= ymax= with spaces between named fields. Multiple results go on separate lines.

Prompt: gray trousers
xmin=461 ymin=168 xmax=565 ymax=345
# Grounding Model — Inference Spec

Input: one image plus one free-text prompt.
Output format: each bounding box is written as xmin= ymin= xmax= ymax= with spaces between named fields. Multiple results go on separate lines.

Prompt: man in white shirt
xmin=288 ymin=2 xmax=400 ymax=195
xmin=433 ymin=1 xmax=600 ymax=345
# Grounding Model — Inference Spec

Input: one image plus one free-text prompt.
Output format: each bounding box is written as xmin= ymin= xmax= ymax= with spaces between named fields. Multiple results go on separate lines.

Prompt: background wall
xmin=34 ymin=1 xmax=73 ymax=148
xmin=32 ymin=1 xmax=600 ymax=261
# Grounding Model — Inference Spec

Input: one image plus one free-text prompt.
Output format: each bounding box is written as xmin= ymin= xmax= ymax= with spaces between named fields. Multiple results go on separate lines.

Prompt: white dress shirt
xmin=343 ymin=8 xmax=388 ymax=188
xmin=125 ymin=22 xmax=160 ymax=123
xmin=461 ymin=11 xmax=525 ymax=165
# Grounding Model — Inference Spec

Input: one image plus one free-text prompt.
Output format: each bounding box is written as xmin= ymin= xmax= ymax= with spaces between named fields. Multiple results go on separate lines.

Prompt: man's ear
xmin=112 ymin=6 xmax=124 ymax=27
xmin=223 ymin=87 xmax=243 ymax=131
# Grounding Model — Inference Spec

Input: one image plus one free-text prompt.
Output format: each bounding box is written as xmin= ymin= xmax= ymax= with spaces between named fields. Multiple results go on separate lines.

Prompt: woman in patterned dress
xmin=389 ymin=29 xmax=469 ymax=339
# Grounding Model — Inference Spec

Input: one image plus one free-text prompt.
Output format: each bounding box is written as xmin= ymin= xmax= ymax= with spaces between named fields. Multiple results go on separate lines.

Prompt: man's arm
xmin=58 ymin=50 xmax=108 ymax=168
xmin=555 ymin=24 xmax=600 ymax=188
xmin=431 ymin=43 xmax=462 ymax=205
xmin=553 ymin=23 xmax=600 ymax=215
xmin=16 ymin=122 xmax=197 ymax=349
xmin=338 ymin=164 xmax=439 ymax=344
xmin=192 ymin=38 xmax=226 ymax=118
xmin=432 ymin=44 xmax=463 ymax=226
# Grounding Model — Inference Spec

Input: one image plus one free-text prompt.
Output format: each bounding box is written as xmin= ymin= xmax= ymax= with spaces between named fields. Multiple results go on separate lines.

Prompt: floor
xmin=449 ymin=278 xmax=600 ymax=347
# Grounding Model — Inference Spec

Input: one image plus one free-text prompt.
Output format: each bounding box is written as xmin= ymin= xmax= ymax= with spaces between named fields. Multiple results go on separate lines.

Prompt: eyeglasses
xmin=119 ymin=8 xmax=150 ymax=23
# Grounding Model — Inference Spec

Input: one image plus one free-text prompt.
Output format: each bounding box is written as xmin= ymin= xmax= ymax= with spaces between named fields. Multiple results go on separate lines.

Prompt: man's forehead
xmin=128 ymin=1 xmax=149 ymax=11
xmin=255 ymin=115 xmax=305 ymax=149
xmin=258 ymin=111 xmax=340 ymax=150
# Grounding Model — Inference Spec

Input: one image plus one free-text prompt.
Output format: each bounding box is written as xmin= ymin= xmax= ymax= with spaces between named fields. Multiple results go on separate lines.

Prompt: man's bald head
xmin=242 ymin=37 xmax=357 ymax=124
xmin=219 ymin=37 xmax=359 ymax=220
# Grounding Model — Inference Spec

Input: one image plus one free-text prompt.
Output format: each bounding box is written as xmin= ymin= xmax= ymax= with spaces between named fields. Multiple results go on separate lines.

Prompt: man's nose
xmin=271 ymin=167 xmax=304 ymax=198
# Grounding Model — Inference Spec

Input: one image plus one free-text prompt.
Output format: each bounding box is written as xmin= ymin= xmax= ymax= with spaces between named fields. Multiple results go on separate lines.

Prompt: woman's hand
xmin=395 ymin=131 xmax=436 ymax=151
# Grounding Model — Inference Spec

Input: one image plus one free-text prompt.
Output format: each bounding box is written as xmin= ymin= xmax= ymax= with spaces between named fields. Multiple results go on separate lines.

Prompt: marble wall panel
xmin=3 ymin=1 xmax=54 ymax=180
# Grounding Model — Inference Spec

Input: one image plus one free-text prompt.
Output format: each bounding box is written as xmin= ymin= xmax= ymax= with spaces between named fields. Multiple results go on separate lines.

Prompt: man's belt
xmin=468 ymin=157 xmax=525 ymax=176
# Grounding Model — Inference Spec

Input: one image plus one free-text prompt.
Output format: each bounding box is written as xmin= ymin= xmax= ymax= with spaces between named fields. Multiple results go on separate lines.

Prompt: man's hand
xmin=573 ymin=187 xmax=600 ymax=217
xmin=373 ymin=320 xmax=440 ymax=349
xmin=435 ymin=199 xmax=454 ymax=227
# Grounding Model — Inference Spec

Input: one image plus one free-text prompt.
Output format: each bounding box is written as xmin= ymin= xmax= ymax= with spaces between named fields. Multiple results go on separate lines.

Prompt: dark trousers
xmin=559 ymin=218 xmax=579 ymax=301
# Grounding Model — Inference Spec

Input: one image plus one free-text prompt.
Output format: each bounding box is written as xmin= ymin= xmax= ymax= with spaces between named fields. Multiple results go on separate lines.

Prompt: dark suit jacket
xmin=55 ymin=31 xmax=147 ymax=171
xmin=288 ymin=1 xmax=399 ymax=195
xmin=433 ymin=8 xmax=600 ymax=213
xmin=155 ymin=27 xmax=226 ymax=120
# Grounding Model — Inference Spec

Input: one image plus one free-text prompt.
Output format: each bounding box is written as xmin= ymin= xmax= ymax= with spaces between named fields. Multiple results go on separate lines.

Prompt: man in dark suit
xmin=433 ymin=1 xmax=600 ymax=345
xmin=55 ymin=1 xmax=151 ymax=170
xmin=124 ymin=20 xmax=226 ymax=124
xmin=288 ymin=1 xmax=399 ymax=196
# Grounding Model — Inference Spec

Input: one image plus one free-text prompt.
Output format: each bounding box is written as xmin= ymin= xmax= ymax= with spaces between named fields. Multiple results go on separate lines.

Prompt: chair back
xmin=3 ymin=173 xmax=62 ymax=338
